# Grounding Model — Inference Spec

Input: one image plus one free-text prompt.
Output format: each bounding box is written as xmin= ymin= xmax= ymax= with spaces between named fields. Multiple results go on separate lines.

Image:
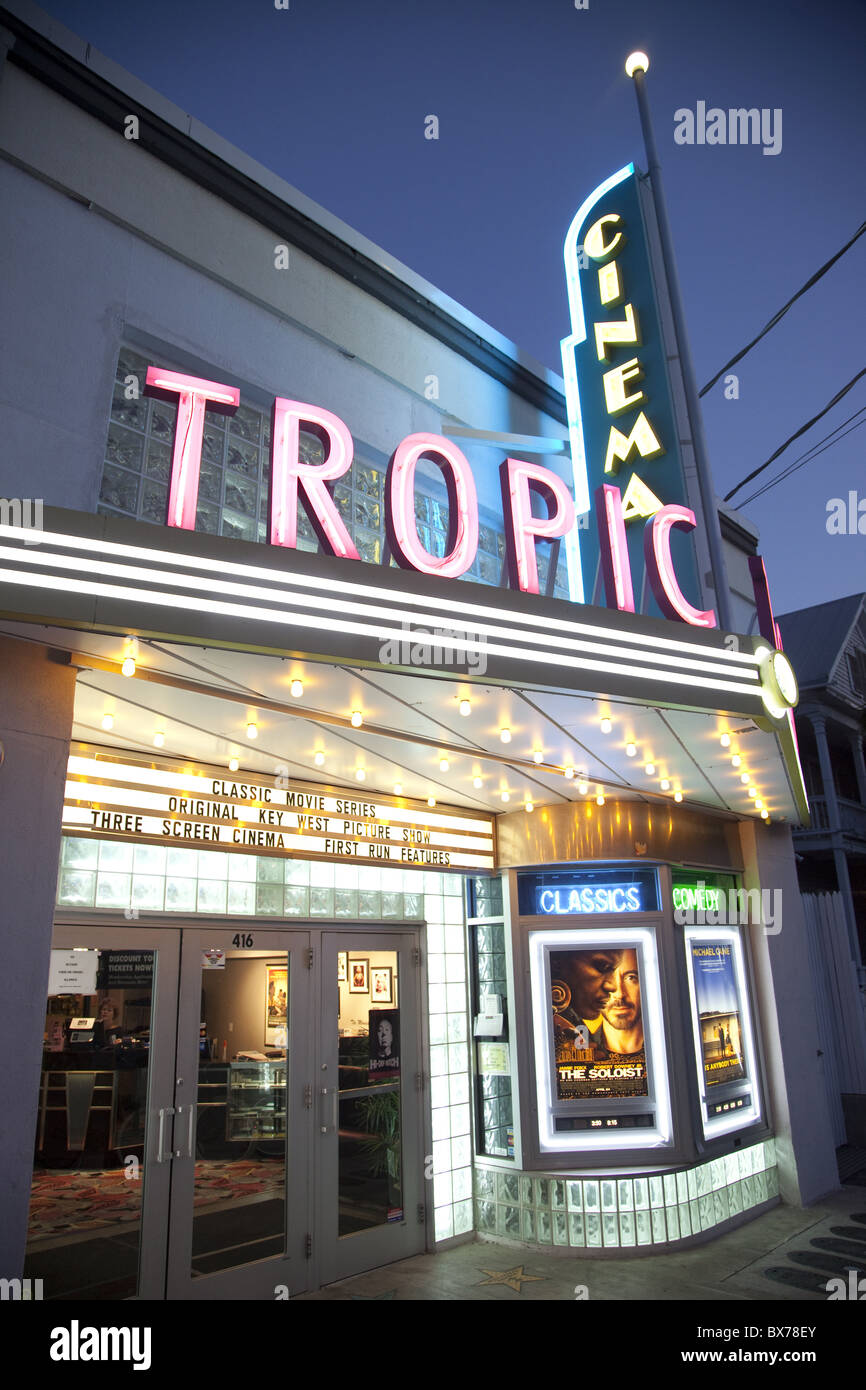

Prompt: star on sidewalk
xmin=477 ymin=1264 xmax=545 ymax=1293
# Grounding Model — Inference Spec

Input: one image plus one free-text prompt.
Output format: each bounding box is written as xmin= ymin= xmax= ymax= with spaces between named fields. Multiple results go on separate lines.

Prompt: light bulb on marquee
xmin=247 ymin=722 xmax=258 ymax=740
xmin=500 ymin=727 xmax=512 ymax=744
xmin=350 ymin=711 xmax=363 ymax=728
xmin=290 ymin=678 xmax=303 ymax=698
xmin=153 ymin=731 xmax=165 ymax=748
xmin=228 ymin=756 xmax=240 ymax=772
xmin=314 ymin=750 xmax=325 ymax=767
xmin=459 ymin=699 xmax=471 ymax=717
xmin=600 ymin=716 xmax=612 ymax=734
xmin=101 ymin=713 xmax=114 ymax=731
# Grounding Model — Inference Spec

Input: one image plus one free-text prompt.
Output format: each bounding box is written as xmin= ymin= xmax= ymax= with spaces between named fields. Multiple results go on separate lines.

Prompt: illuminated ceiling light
xmin=355 ymin=767 xmax=366 ymax=782
xmin=247 ymin=721 xmax=258 ymax=740
xmin=748 ymin=786 xmax=757 ymax=799
xmin=600 ymin=716 xmax=612 ymax=734
xmin=674 ymin=790 xmax=683 ymax=802
xmin=121 ymin=655 xmax=136 ymax=677
xmin=500 ymin=727 xmax=512 ymax=744
xmin=564 ymin=765 xmax=575 ymax=779
xmin=596 ymin=792 xmax=606 ymax=806
xmin=153 ymin=731 xmax=165 ymax=748
xmin=350 ymin=710 xmax=363 ymax=728
xmin=760 ymin=809 xmax=769 ymax=820
xmin=731 ymin=754 xmax=742 ymax=769
xmin=427 ymin=795 xmax=436 ymax=808
xmin=459 ymin=698 xmax=471 ymax=717
xmin=439 ymin=756 xmax=450 ymax=772
xmin=101 ymin=713 xmax=114 ymax=731
xmin=501 ymin=790 xmax=510 ymax=803
xmin=660 ymin=778 xmax=670 ymax=791
xmin=228 ymin=756 xmax=240 ymax=772
xmin=626 ymin=742 xmax=636 ymax=757
xmin=525 ymin=800 xmax=534 ymax=813
xmin=290 ymin=678 xmax=303 ymax=698
xmin=393 ymin=782 xmax=403 ymax=796
xmin=533 ymin=748 xmax=543 ymax=764
xmin=313 ymin=750 xmax=325 ymax=767
xmin=578 ymin=780 xmax=589 ymax=795
xmin=740 ymin=772 xmax=750 ymax=785
xmin=644 ymin=762 xmax=656 ymax=776
xmin=720 ymin=732 xmax=731 ymax=748
xmin=473 ymin=776 xmax=483 ymax=789
xmin=755 ymin=799 xmax=764 ymax=810
xmin=625 ymin=50 xmax=649 ymax=77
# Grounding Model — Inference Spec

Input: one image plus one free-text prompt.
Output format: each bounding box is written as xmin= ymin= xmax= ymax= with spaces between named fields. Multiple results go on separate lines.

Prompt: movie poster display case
xmin=470 ymin=860 xmax=769 ymax=1179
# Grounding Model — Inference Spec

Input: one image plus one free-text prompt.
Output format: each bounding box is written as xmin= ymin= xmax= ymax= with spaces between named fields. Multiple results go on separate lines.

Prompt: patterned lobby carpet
xmin=28 ymin=1161 xmax=285 ymax=1238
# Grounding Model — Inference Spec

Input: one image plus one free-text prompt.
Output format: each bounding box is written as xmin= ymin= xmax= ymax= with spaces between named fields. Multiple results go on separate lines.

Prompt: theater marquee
xmin=63 ymin=746 xmax=496 ymax=873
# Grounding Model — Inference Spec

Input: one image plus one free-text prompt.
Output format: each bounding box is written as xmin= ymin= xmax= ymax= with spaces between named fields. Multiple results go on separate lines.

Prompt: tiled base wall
xmin=474 ymin=1140 xmax=777 ymax=1250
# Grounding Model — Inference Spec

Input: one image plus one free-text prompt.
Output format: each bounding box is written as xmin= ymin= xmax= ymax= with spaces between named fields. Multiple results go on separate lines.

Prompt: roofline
xmin=0 ymin=1 xmax=568 ymax=425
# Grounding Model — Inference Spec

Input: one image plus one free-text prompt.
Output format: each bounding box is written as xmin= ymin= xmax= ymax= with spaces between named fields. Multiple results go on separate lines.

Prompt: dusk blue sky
xmin=36 ymin=0 xmax=866 ymax=615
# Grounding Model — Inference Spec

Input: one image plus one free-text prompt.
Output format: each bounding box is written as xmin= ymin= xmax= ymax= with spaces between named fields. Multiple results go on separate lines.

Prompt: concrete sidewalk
xmin=297 ymin=1185 xmax=866 ymax=1301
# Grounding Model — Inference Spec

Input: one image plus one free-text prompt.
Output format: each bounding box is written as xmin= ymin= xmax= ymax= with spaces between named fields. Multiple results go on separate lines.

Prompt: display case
xmin=226 ymin=1060 xmax=287 ymax=1141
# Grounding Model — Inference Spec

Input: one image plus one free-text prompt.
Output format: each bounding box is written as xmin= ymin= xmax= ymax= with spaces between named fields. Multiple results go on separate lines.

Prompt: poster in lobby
xmin=265 ymin=964 xmax=288 ymax=1045
xmin=549 ymin=945 xmax=649 ymax=1100
xmin=690 ymin=942 xmax=746 ymax=1087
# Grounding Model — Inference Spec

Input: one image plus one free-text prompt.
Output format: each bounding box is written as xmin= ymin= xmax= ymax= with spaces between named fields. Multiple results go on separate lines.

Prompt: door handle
xmin=156 ymin=1106 xmax=175 ymax=1163
xmin=319 ymin=1085 xmax=338 ymax=1133
xmin=176 ymin=1102 xmax=197 ymax=1158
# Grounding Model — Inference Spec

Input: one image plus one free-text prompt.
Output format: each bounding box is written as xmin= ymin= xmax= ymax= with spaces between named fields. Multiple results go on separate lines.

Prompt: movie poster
xmin=690 ymin=942 xmax=746 ymax=1087
xmin=368 ymin=1008 xmax=400 ymax=1081
xmin=550 ymin=945 xmax=649 ymax=1100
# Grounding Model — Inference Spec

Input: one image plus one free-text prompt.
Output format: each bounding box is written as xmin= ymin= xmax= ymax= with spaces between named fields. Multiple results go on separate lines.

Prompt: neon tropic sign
xmin=538 ymin=885 xmax=643 ymax=914
xmin=144 ymin=165 xmax=732 ymax=631
xmin=145 ymin=369 xmax=577 ymax=599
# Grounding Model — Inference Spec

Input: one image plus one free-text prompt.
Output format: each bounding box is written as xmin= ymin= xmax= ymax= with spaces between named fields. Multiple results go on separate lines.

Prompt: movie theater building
xmin=0 ymin=3 xmax=838 ymax=1299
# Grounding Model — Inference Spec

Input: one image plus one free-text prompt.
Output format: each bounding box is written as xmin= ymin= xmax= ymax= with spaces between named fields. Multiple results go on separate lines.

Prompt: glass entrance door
xmin=318 ymin=932 xmax=425 ymax=1286
xmin=24 ymin=925 xmax=179 ymax=1300
xmin=165 ymin=927 xmax=311 ymax=1300
xmin=28 ymin=921 xmax=426 ymax=1299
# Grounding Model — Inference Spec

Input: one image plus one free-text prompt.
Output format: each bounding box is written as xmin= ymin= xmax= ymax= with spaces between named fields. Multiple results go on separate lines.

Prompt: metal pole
xmin=630 ymin=65 xmax=734 ymax=633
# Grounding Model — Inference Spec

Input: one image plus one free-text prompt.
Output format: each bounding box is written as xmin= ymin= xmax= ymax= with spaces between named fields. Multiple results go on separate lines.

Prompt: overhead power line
xmin=724 ymin=369 xmax=866 ymax=502
xmin=737 ymin=407 xmax=866 ymax=507
xmin=699 ymin=219 xmax=866 ymax=398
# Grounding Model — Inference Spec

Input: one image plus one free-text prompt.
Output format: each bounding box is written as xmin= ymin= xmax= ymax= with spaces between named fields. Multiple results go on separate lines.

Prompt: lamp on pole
xmin=625 ymin=51 xmax=734 ymax=633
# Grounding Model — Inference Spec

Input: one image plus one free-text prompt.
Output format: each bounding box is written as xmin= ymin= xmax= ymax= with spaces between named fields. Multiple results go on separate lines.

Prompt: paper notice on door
xmin=478 ymin=1041 xmax=510 ymax=1076
xmin=48 ymin=949 xmax=98 ymax=996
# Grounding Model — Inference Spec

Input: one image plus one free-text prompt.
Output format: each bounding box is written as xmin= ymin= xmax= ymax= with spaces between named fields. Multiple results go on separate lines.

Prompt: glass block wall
xmin=467 ymin=877 xmax=514 ymax=1159
xmin=474 ymin=1140 xmax=778 ymax=1249
xmin=57 ymin=837 xmax=472 ymax=1243
xmin=100 ymin=346 xmax=571 ymax=596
